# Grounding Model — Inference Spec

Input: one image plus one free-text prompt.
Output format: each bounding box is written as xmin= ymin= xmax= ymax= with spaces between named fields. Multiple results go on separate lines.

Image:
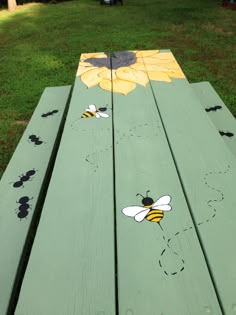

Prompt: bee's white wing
xmin=153 ymin=204 xmax=172 ymax=211
xmin=122 ymin=206 xmax=146 ymax=217
xmin=153 ymin=195 xmax=172 ymax=212
xmin=99 ymin=112 xmax=109 ymax=118
xmin=88 ymin=104 xmax=97 ymax=112
xmin=95 ymin=113 xmax=101 ymax=118
xmin=134 ymin=208 xmax=150 ymax=222
xmin=154 ymin=195 xmax=171 ymax=206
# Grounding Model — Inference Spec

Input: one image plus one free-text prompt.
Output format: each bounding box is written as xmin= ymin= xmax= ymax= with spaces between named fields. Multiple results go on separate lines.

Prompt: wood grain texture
xmin=191 ymin=81 xmax=236 ymax=157
xmin=146 ymin=52 xmax=236 ymax=315
xmin=111 ymin=52 xmax=223 ymax=315
xmin=0 ymin=85 xmax=71 ymax=315
xmin=15 ymin=57 xmax=116 ymax=315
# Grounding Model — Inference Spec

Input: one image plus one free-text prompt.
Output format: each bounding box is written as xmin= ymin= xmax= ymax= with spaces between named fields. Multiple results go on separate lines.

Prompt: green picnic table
xmin=0 ymin=50 xmax=236 ymax=315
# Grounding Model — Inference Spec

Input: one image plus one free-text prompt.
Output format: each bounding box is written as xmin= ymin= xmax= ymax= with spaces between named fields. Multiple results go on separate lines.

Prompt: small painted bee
xmin=122 ymin=191 xmax=172 ymax=230
xmin=81 ymin=104 xmax=109 ymax=119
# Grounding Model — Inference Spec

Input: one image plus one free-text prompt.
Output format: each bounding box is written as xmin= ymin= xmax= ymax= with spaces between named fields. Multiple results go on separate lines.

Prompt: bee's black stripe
xmin=82 ymin=111 xmax=96 ymax=118
xmin=146 ymin=210 xmax=164 ymax=221
xmin=82 ymin=112 xmax=91 ymax=118
xmin=146 ymin=212 xmax=163 ymax=223
xmin=86 ymin=111 xmax=94 ymax=117
xmin=146 ymin=214 xmax=163 ymax=219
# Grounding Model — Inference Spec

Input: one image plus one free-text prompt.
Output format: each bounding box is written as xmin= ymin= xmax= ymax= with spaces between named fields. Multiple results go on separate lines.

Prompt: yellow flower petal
xmin=131 ymin=63 xmax=172 ymax=72
xmin=130 ymin=62 xmax=146 ymax=71
xmin=116 ymin=67 xmax=149 ymax=87
xmin=153 ymin=51 xmax=175 ymax=60
xmin=99 ymin=79 xmax=112 ymax=92
xmin=112 ymin=79 xmax=136 ymax=95
xmin=147 ymin=71 xmax=172 ymax=82
xmin=157 ymin=62 xmax=181 ymax=70
xmin=137 ymin=57 xmax=171 ymax=65
xmin=99 ymin=77 xmax=136 ymax=95
xmin=76 ymin=66 xmax=97 ymax=77
xmin=99 ymin=69 xmax=116 ymax=80
xmin=80 ymin=52 xmax=108 ymax=61
xmin=137 ymin=58 xmax=176 ymax=67
xmin=111 ymin=70 xmax=117 ymax=80
xmin=81 ymin=66 xmax=108 ymax=88
xmin=150 ymin=55 xmax=173 ymax=62
xmin=78 ymin=61 xmax=94 ymax=67
xmin=136 ymin=50 xmax=160 ymax=58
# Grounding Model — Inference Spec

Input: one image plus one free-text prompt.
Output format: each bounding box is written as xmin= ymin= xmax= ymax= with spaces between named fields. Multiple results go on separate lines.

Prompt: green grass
xmin=0 ymin=0 xmax=235 ymax=177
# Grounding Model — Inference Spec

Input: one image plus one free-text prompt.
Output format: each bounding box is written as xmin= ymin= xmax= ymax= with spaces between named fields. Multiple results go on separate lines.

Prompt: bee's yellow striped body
xmin=81 ymin=111 xmax=96 ymax=118
xmin=145 ymin=205 xmax=164 ymax=223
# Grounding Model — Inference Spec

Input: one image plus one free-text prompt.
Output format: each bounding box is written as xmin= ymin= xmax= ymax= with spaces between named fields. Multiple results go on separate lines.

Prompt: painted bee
xmin=122 ymin=191 xmax=172 ymax=229
xmin=81 ymin=104 xmax=109 ymax=119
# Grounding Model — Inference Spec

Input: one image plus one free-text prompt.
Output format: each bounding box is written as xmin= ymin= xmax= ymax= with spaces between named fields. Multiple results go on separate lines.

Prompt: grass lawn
xmin=0 ymin=0 xmax=235 ymax=177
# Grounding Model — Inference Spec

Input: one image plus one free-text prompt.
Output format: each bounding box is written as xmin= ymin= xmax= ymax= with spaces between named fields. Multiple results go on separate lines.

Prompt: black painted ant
xmin=28 ymin=135 xmax=43 ymax=146
xmin=11 ymin=169 xmax=37 ymax=188
xmin=16 ymin=196 xmax=33 ymax=219
xmin=41 ymin=110 xmax=59 ymax=118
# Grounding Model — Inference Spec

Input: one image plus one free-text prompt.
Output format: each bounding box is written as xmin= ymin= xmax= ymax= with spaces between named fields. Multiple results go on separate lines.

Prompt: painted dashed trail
xmin=158 ymin=165 xmax=230 ymax=276
xmin=71 ymin=120 xmax=159 ymax=173
xmin=71 ymin=116 xmax=231 ymax=277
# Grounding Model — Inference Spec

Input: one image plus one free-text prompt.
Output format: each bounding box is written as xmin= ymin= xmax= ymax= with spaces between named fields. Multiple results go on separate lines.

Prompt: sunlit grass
xmin=0 ymin=0 xmax=235 ymax=177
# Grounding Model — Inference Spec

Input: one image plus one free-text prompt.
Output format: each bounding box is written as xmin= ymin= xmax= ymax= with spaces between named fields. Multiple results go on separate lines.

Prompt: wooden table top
xmin=15 ymin=50 xmax=236 ymax=315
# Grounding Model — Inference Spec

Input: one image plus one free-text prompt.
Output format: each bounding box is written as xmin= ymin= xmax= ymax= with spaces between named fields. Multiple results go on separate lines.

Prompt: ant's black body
xmin=28 ymin=135 xmax=43 ymax=145
xmin=219 ymin=131 xmax=234 ymax=138
xmin=16 ymin=196 xmax=33 ymax=219
xmin=205 ymin=105 xmax=222 ymax=112
xmin=41 ymin=110 xmax=59 ymax=118
xmin=12 ymin=169 xmax=37 ymax=188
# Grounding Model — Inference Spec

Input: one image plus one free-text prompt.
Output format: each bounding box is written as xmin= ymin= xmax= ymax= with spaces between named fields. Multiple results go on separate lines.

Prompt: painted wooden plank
xmin=142 ymin=50 xmax=236 ymax=314
xmin=15 ymin=53 xmax=116 ymax=315
xmin=191 ymin=81 xmax=236 ymax=157
xmin=0 ymin=85 xmax=71 ymax=315
xmin=110 ymin=51 xmax=223 ymax=314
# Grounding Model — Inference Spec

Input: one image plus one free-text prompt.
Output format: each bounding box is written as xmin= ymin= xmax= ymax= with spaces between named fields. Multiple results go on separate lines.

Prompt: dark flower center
xmin=84 ymin=51 xmax=136 ymax=70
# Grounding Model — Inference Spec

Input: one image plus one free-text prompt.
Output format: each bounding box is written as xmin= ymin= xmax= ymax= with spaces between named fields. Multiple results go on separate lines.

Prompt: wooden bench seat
xmin=191 ymin=81 xmax=236 ymax=157
xmin=0 ymin=85 xmax=71 ymax=315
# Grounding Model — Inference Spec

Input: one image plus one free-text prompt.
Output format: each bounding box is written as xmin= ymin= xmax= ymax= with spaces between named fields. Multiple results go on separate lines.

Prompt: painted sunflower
xmin=76 ymin=50 xmax=185 ymax=95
